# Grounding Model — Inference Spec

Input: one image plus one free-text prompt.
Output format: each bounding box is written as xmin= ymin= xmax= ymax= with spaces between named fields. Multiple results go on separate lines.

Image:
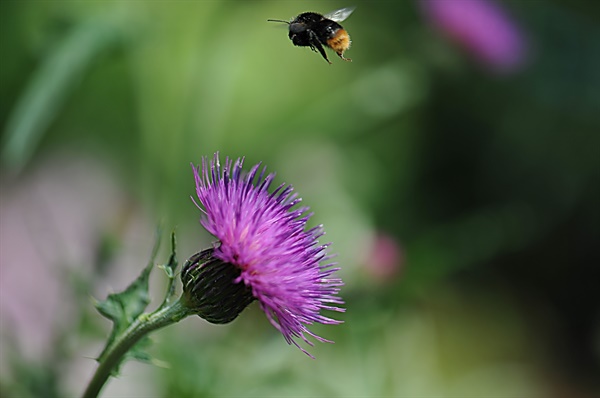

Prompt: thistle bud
xmin=181 ymin=248 xmax=255 ymax=324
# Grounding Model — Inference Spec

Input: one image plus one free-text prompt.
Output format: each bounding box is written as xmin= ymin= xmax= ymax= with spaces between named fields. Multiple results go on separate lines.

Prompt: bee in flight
xmin=268 ymin=6 xmax=356 ymax=64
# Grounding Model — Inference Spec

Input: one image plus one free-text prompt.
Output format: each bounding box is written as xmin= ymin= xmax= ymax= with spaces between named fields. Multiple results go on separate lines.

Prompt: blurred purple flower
xmin=364 ymin=233 xmax=405 ymax=282
xmin=419 ymin=0 xmax=528 ymax=73
xmin=192 ymin=154 xmax=344 ymax=356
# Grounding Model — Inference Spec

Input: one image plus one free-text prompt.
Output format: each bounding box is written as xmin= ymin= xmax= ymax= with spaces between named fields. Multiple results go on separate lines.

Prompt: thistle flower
xmin=183 ymin=154 xmax=344 ymax=356
xmin=419 ymin=0 xmax=528 ymax=73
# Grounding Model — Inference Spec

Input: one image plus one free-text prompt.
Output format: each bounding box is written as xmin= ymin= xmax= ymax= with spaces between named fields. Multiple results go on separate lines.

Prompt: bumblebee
xmin=268 ymin=6 xmax=355 ymax=64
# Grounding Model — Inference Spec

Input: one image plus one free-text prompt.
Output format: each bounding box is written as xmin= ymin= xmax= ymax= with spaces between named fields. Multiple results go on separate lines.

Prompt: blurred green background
xmin=1 ymin=1 xmax=599 ymax=397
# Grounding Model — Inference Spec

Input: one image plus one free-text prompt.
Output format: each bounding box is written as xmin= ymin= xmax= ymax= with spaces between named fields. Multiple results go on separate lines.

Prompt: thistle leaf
xmin=94 ymin=231 xmax=162 ymax=367
xmin=94 ymin=264 xmax=152 ymax=360
xmin=158 ymin=231 xmax=179 ymax=307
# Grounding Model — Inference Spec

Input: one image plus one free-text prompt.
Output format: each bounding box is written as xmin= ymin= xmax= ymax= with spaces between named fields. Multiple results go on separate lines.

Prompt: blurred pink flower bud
xmin=420 ymin=0 xmax=528 ymax=73
xmin=365 ymin=233 xmax=404 ymax=282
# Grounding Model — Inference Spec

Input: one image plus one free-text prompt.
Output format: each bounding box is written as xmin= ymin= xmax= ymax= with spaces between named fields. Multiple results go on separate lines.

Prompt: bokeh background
xmin=1 ymin=0 xmax=599 ymax=397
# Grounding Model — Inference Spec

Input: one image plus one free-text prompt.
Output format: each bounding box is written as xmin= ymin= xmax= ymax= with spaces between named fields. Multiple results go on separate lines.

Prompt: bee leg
xmin=309 ymin=31 xmax=332 ymax=64
xmin=337 ymin=52 xmax=352 ymax=62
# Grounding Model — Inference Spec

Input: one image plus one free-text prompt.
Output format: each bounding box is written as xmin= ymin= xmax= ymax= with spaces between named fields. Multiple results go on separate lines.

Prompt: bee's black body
xmin=288 ymin=12 xmax=346 ymax=63
xmin=269 ymin=8 xmax=354 ymax=64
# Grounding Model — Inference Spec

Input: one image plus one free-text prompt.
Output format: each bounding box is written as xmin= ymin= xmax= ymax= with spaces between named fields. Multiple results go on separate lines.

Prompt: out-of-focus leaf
xmin=1 ymin=17 xmax=122 ymax=171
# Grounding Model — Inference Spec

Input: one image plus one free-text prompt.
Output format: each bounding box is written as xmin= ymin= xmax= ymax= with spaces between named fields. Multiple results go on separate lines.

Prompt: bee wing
xmin=324 ymin=6 xmax=356 ymax=23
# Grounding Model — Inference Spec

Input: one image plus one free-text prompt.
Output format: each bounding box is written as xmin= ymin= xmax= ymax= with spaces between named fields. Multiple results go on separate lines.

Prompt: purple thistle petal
xmin=192 ymin=153 xmax=344 ymax=356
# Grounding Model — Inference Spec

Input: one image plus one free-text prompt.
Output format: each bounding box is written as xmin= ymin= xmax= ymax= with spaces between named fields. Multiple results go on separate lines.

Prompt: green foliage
xmin=1 ymin=15 xmax=123 ymax=171
xmin=92 ymin=230 xmax=178 ymax=374
xmin=158 ymin=232 xmax=179 ymax=308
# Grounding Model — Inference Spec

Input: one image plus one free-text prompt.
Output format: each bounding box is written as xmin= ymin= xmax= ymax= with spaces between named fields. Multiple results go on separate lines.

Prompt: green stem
xmin=82 ymin=298 xmax=191 ymax=398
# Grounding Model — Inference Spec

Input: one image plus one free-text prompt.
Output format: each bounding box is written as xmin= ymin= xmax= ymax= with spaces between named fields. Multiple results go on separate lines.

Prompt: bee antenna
xmin=267 ymin=19 xmax=290 ymax=24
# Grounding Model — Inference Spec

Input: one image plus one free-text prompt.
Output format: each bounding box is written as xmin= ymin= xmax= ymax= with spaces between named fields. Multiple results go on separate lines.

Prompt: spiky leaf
xmin=93 ymin=231 xmax=162 ymax=368
xmin=158 ymin=231 xmax=179 ymax=307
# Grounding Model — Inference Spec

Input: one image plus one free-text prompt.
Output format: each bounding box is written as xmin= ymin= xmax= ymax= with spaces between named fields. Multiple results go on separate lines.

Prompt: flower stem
xmin=82 ymin=298 xmax=191 ymax=398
